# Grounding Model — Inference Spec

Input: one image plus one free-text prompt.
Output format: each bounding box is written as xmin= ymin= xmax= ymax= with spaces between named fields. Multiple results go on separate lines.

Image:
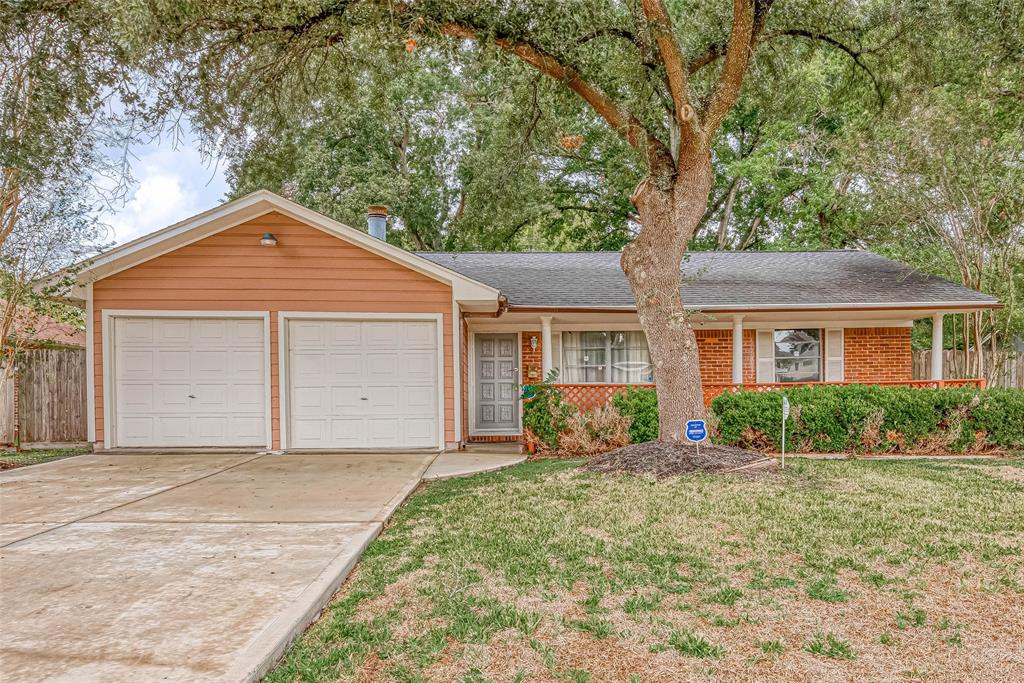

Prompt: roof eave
xmin=507 ymin=301 xmax=1002 ymax=314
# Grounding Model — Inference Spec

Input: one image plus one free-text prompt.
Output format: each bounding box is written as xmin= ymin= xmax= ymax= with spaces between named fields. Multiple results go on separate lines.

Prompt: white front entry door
xmin=287 ymin=319 xmax=440 ymax=449
xmin=112 ymin=316 xmax=268 ymax=447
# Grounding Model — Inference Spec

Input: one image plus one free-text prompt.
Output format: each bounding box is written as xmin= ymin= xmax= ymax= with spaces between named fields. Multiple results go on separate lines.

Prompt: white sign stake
xmin=781 ymin=395 xmax=790 ymax=469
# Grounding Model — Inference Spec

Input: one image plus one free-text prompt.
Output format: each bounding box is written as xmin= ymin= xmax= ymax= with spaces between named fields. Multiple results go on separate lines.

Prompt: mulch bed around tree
xmin=580 ymin=440 xmax=774 ymax=479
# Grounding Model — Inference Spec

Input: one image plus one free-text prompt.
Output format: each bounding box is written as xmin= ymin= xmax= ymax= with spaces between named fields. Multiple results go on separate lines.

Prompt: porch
xmin=463 ymin=308 xmax=988 ymax=443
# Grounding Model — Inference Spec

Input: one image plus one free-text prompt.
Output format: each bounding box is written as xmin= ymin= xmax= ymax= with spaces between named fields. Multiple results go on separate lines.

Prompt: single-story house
xmin=62 ymin=191 xmax=999 ymax=451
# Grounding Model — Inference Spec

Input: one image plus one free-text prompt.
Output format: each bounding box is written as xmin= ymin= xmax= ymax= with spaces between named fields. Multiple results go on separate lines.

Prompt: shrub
xmin=521 ymin=369 xmax=576 ymax=451
xmin=612 ymin=387 xmax=659 ymax=443
xmin=710 ymin=384 xmax=1024 ymax=454
xmin=557 ymin=404 xmax=632 ymax=455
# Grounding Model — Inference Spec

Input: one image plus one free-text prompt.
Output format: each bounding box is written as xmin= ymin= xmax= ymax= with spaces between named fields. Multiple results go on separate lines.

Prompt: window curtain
xmin=611 ymin=331 xmax=652 ymax=383
xmin=561 ymin=331 xmax=651 ymax=383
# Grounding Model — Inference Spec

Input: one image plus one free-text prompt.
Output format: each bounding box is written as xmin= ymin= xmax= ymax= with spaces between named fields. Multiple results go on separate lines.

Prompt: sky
xmin=96 ymin=134 xmax=229 ymax=246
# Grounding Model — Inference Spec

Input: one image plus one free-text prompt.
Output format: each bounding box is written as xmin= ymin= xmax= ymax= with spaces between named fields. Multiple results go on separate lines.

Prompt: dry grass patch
xmin=267 ymin=458 xmax=1024 ymax=682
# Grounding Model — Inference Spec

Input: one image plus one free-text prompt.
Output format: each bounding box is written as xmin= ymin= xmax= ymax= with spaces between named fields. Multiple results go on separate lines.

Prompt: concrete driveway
xmin=0 ymin=451 xmax=434 ymax=682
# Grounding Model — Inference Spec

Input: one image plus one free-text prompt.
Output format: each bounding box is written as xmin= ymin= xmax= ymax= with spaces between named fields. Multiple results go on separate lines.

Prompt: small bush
xmin=521 ymin=369 xmax=576 ymax=451
xmin=711 ymin=384 xmax=1024 ymax=454
xmin=558 ymin=405 xmax=632 ymax=455
xmin=612 ymin=387 xmax=659 ymax=443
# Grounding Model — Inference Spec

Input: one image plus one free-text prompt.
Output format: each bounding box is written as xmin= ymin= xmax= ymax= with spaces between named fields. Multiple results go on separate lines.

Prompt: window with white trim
xmin=773 ymin=329 xmax=822 ymax=382
xmin=561 ymin=331 xmax=653 ymax=383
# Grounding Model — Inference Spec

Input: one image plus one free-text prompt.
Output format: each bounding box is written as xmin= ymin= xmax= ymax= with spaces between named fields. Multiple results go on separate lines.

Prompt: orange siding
xmin=93 ymin=212 xmax=457 ymax=448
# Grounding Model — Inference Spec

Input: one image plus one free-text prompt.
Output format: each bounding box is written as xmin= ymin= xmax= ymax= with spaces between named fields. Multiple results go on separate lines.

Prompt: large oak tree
xmin=6 ymin=0 xmax=919 ymax=438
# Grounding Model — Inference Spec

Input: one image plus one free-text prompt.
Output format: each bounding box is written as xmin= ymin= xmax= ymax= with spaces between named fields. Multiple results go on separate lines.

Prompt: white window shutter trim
xmin=756 ymin=330 xmax=774 ymax=383
xmin=825 ymin=328 xmax=844 ymax=381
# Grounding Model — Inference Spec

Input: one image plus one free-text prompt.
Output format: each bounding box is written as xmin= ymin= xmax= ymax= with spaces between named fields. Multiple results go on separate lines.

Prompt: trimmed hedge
xmin=710 ymin=385 xmax=1024 ymax=453
xmin=611 ymin=387 xmax=659 ymax=443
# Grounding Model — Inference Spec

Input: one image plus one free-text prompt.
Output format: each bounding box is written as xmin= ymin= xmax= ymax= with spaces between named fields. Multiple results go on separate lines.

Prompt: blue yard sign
xmin=685 ymin=420 xmax=707 ymax=443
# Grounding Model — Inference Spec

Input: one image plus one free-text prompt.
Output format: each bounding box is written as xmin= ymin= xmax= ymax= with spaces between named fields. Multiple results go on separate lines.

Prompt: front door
xmin=475 ymin=333 xmax=519 ymax=433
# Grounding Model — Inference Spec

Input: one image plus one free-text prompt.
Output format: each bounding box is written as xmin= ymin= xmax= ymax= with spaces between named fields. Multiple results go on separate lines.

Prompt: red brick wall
xmin=694 ymin=329 xmax=756 ymax=385
xmin=521 ymin=330 xmax=542 ymax=384
xmin=844 ymin=327 xmax=913 ymax=382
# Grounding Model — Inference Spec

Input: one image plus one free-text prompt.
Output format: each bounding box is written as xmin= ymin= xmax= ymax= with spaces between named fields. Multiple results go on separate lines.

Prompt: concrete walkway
xmin=0 ymin=452 xmax=433 ymax=682
xmin=423 ymin=449 xmax=527 ymax=481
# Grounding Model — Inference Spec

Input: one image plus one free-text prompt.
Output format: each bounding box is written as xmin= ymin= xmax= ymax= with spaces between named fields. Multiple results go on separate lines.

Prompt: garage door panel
xmin=231 ymin=416 xmax=265 ymax=440
xmin=195 ymin=416 xmax=229 ymax=439
xmin=117 ymin=384 xmax=154 ymax=413
xmin=231 ymin=384 xmax=265 ymax=411
xmin=193 ymin=349 xmax=229 ymax=375
xmin=366 ymin=418 xmax=401 ymax=444
xmin=231 ymin=319 xmax=265 ymax=344
xmin=365 ymin=385 xmax=399 ymax=411
xmin=292 ymin=351 xmax=327 ymax=377
xmin=292 ymin=419 xmax=327 ymax=446
xmin=193 ymin=383 xmax=228 ymax=409
xmin=294 ymin=386 xmax=327 ymax=410
xmin=364 ymin=353 xmax=399 ymax=380
xmin=152 ymin=384 xmax=190 ymax=411
xmin=401 ymin=322 xmax=437 ymax=348
xmin=157 ymin=350 xmax=190 ymax=376
xmin=287 ymin=319 xmax=440 ymax=449
xmin=401 ymin=352 xmax=436 ymax=380
xmin=119 ymin=350 xmax=155 ymax=378
xmin=156 ymin=416 xmax=190 ymax=442
xmin=328 ymin=353 xmax=362 ymax=380
xmin=404 ymin=418 xmax=436 ymax=444
xmin=229 ymin=350 xmax=265 ymax=378
xmin=330 ymin=386 xmax=363 ymax=411
xmin=112 ymin=316 xmax=267 ymax=447
xmin=362 ymin=323 xmax=401 ymax=347
xmin=402 ymin=386 xmax=436 ymax=415
xmin=329 ymin=418 xmax=365 ymax=446
xmin=329 ymin=322 xmax=362 ymax=346
xmin=290 ymin=321 xmax=326 ymax=347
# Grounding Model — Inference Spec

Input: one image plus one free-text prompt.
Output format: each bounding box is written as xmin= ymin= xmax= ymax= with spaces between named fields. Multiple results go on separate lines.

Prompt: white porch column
xmin=540 ymin=316 xmax=553 ymax=377
xmin=731 ymin=315 xmax=744 ymax=384
xmin=931 ymin=313 xmax=944 ymax=381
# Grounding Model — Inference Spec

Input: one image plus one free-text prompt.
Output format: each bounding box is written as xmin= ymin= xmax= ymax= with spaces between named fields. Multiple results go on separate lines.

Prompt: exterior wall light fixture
xmin=260 ymin=232 xmax=278 ymax=246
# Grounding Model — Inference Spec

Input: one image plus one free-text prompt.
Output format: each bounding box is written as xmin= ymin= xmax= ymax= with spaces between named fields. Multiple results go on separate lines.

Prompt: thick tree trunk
xmin=621 ymin=157 xmax=714 ymax=440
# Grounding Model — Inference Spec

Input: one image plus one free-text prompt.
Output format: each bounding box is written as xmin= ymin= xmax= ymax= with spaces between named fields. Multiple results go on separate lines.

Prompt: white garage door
xmin=112 ymin=316 xmax=267 ymax=447
xmin=287 ymin=319 xmax=440 ymax=449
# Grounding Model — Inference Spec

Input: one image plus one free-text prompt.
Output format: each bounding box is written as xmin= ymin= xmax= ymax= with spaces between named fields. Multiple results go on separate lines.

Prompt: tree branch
xmin=771 ymin=28 xmax=885 ymax=109
xmin=441 ymin=22 xmax=673 ymax=172
xmin=640 ymin=0 xmax=698 ymax=138
xmin=702 ymin=0 xmax=756 ymax=138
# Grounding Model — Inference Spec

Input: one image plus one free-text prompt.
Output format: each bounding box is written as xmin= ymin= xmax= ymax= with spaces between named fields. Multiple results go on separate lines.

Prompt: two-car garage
xmin=105 ymin=312 xmax=443 ymax=450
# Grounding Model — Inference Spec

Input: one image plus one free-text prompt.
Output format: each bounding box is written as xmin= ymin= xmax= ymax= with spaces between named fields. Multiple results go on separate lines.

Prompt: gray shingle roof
xmin=416 ymin=250 xmax=999 ymax=309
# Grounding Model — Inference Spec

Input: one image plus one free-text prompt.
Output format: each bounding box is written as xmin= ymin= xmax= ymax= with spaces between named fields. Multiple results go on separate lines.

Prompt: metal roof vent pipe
xmin=367 ymin=205 xmax=388 ymax=240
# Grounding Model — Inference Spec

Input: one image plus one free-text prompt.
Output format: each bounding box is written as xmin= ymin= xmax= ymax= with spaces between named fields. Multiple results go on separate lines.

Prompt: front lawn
xmin=0 ymin=447 xmax=90 ymax=470
xmin=269 ymin=458 xmax=1024 ymax=682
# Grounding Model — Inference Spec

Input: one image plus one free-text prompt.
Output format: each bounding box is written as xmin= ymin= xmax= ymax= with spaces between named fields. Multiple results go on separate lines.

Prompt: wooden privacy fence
xmin=0 ymin=347 xmax=88 ymax=445
xmin=912 ymin=350 xmax=1023 ymax=389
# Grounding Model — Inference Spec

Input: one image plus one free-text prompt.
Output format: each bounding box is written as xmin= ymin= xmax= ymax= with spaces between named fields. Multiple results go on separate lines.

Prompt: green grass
xmin=805 ymin=632 xmax=856 ymax=660
xmin=0 ymin=447 xmax=89 ymax=469
xmin=668 ymin=629 xmax=726 ymax=659
xmin=266 ymin=458 xmax=1024 ymax=681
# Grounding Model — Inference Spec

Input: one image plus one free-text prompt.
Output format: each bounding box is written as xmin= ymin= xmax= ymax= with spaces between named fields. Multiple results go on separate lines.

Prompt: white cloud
xmin=98 ymin=138 xmax=229 ymax=245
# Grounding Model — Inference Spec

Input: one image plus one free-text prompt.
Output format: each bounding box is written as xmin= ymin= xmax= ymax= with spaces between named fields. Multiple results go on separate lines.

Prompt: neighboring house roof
xmin=58 ymin=190 xmax=500 ymax=309
xmin=1 ymin=300 xmax=85 ymax=347
xmin=417 ymin=250 xmax=1000 ymax=311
